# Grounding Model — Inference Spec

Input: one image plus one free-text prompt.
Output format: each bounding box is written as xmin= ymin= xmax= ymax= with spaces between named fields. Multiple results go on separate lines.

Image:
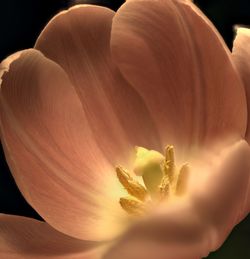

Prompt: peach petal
xmin=111 ymin=0 xmax=247 ymax=158
xmin=0 ymin=49 xmax=128 ymax=241
xmin=35 ymin=4 xmax=161 ymax=164
xmin=232 ymin=27 xmax=250 ymax=142
xmin=103 ymin=202 xmax=210 ymax=259
xmin=191 ymin=140 xmax=250 ymax=250
xmin=103 ymin=140 xmax=250 ymax=259
xmin=0 ymin=214 xmax=104 ymax=259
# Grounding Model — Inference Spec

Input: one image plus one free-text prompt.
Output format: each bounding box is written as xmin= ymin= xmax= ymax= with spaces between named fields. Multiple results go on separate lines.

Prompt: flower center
xmin=116 ymin=145 xmax=190 ymax=215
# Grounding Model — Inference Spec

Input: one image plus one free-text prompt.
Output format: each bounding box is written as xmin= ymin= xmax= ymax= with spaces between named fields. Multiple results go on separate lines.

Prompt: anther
xmin=165 ymin=145 xmax=175 ymax=165
xmin=164 ymin=145 xmax=175 ymax=182
xmin=119 ymin=197 xmax=146 ymax=216
xmin=116 ymin=166 xmax=148 ymax=201
xmin=158 ymin=174 xmax=170 ymax=200
xmin=176 ymin=163 xmax=190 ymax=196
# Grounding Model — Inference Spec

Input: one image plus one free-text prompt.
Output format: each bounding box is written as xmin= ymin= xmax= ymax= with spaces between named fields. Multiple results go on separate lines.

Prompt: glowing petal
xmin=191 ymin=140 xmax=250 ymax=249
xmin=0 ymin=49 xmax=127 ymax=241
xmin=0 ymin=214 xmax=104 ymax=259
xmin=111 ymin=0 xmax=247 ymax=158
xmin=35 ymin=4 xmax=161 ymax=165
xmin=232 ymin=27 xmax=250 ymax=142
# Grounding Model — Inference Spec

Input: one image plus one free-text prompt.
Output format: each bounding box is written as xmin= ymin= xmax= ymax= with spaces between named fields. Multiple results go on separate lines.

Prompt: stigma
xmin=116 ymin=145 xmax=190 ymax=215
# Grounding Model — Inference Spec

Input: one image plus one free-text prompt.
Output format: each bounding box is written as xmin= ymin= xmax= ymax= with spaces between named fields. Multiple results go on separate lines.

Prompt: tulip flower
xmin=0 ymin=0 xmax=250 ymax=258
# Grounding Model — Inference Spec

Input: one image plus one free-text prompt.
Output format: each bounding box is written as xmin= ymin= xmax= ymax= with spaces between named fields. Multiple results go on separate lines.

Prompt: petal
xmin=191 ymin=140 xmax=250 ymax=250
xmin=110 ymin=0 xmax=247 ymax=158
xmin=0 ymin=214 xmax=104 ymax=259
xmin=35 ymin=4 xmax=161 ymax=164
xmin=232 ymin=27 xmax=250 ymax=142
xmin=103 ymin=140 xmax=250 ymax=259
xmin=104 ymin=202 xmax=210 ymax=259
xmin=0 ymin=49 xmax=129 ymax=241
xmin=0 ymin=51 xmax=23 ymax=86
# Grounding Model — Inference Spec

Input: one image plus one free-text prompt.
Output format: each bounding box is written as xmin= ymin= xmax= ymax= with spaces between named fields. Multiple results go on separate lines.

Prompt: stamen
xmin=164 ymin=145 xmax=175 ymax=182
xmin=116 ymin=166 xmax=148 ymax=201
xmin=165 ymin=145 xmax=175 ymax=165
xmin=176 ymin=163 xmax=190 ymax=196
xmin=158 ymin=174 xmax=170 ymax=200
xmin=119 ymin=197 xmax=146 ymax=216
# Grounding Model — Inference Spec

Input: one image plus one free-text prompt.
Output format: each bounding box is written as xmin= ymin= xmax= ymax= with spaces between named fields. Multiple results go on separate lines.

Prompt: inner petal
xmin=35 ymin=4 xmax=161 ymax=166
xmin=110 ymin=0 xmax=247 ymax=159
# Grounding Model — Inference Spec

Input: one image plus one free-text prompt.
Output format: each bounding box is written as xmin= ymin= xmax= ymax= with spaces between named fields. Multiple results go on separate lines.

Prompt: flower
xmin=0 ymin=0 xmax=250 ymax=258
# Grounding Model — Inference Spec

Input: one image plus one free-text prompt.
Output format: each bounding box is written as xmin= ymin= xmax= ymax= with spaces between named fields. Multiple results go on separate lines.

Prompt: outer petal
xmin=35 ymin=4 xmax=161 ymax=164
xmin=0 ymin=214 xmax=103 ymax=259
xmin=232 ymin=27 xmax=250 ymax=142
xmin=104 ymin=202 xmax=210 ymax=259
xmin=103 ymin=140 xmax=250 ymax=259
xmin=0 ymin=49 xmax=129 ymax=241
xmin=111 ymin=0 xmax=247 ymax=158
xmin=191 ymin=140 xmax=250 ymax=250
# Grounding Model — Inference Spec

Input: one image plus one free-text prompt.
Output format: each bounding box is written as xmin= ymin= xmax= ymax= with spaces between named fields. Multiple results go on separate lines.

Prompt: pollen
xmin=158 ymin=174 xmax=170 ymax=200
xmin=164 ymin=145 xmax=175 ymax=182
xmin=116 ymin=166 xmax=148 ymax=202
xmin=119 ymin=197 xmax=147 ymax=216
xmin=116 ymin=145 xmax=190 ymax=216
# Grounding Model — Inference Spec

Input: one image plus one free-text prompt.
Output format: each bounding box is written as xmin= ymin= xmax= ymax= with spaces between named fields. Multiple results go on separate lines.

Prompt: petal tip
xmin=0 ymin=50 xmax=24 ymax=86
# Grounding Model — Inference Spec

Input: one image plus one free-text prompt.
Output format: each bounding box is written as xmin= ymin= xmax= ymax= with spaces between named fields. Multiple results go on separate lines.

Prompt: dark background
xmin=0 ymin=0 xmax=250 ymax=258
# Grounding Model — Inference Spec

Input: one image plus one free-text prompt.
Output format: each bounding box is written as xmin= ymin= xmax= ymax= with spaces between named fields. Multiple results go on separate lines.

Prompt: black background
xmin=0 ymin=0 xmax=250 ymax=258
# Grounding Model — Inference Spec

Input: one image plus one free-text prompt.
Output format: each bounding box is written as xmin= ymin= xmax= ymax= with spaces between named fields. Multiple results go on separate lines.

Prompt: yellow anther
xmin=116 ymin=166 xmax=148 ymax=201
xmin=164 ymin=145 xmax=176 ymax=182
xmin=165 ymin=145 xmax=175 ymax=165
xmin=119 ymin=197 xmax=146 ymax=216
xmin=158 ymin=174 xmax=170 ymax=200
xmin=176 ymin=163 xmax=190 ymax=196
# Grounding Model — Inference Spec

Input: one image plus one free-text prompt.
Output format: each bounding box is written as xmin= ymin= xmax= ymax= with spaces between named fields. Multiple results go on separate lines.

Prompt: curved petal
xmin=0 ymin=49 xmax=129 ymax=241
xmin=0 ymin=214 xmax=104 ymax=259
xmin=103 ymin=202 xmax=210 ymax=259
xmin=110 ymin=0 xmax=247 ymax=158
xmin=191 ymin=140 xmax=250 ymax=250
xmin=0 ymin=51 xmax=23 ymax=86
xmin=35 ymin=4 xmax=161 ymax=164
xmin=102 ymin=140 xmax=250 ymax=259
xmin=232 ymin=27 xmax=250 ymax=142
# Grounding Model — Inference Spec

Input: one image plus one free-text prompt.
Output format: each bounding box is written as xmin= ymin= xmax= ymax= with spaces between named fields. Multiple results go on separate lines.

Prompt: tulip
xmin=0 ymin=1 xmax=250 ymax=258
